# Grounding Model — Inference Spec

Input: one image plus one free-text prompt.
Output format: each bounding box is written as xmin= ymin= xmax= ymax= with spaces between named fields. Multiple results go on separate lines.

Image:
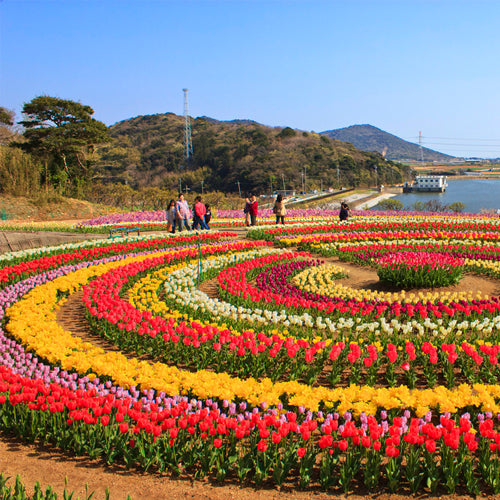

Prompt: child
xmin=166 ymin=199 xmax=176 ymax=233
xmin=204 ymin=203 xmax=212 ymax=229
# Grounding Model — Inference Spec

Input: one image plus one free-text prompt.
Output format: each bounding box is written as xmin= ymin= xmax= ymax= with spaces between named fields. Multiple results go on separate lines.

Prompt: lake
xmin=381 ymin=178 xmax=500 ymax=213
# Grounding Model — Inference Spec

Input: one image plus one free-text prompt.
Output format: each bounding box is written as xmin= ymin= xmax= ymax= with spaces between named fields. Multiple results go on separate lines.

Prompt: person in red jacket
xmin=192 ymin=196 xmax=209 ymax=230
xmin=248 ymin=194 xmax=258 ymax=226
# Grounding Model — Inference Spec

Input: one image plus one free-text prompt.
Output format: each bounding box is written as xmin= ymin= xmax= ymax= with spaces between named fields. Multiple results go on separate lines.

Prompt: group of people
xmin=244 ymin=193 xmax=285 ymax=226
xmin=243 ymin=193 xmax=351 ymax=227
xmin=165 ymin=192 xmax=352 ymax=232
xmin=166 ymin=193 xmax=212 ymax=233
xmin=243 ymin=194 xmax=351 ymax=227
xmin=244 ymin=194 xmax=259 ymax=226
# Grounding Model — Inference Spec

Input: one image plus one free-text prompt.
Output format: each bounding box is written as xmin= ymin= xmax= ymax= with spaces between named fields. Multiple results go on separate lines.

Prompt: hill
xmin=100 ymin=114 xmax=408 ymax=194
xmin=321 ymin=124 xmax=456 ymax=162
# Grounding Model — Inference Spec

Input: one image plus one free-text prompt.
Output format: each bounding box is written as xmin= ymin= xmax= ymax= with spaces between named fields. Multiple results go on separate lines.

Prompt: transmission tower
xmin=418 ymin=131 xmax=424 ymax=162
xmin=183 ymin=88 xmax=193 ymax=165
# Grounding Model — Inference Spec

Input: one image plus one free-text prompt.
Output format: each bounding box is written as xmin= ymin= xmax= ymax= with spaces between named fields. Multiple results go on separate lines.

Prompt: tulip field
xmin=4 ymin=212 xmax=500 ymax=495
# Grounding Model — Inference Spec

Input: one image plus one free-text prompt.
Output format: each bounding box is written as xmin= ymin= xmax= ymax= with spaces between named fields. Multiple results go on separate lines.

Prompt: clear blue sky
xmin=1 ymin=0 xmax=499 ymax=158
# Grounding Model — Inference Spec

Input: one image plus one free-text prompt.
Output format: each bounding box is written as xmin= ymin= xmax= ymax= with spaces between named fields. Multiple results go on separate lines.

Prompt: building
xmin=403 ymin=175 xmax=448 ymax=193
xmin=273 ymin=190 xmax=296 ymax=197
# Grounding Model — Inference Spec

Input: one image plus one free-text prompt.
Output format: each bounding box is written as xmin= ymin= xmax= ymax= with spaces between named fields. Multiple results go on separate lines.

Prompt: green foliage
xmin=0 ymin=473 xmax=99 ymax=500
xmin=276 ymin=127 xmax=296 ymax=139
xmin=377 ymin=198 xmax=404 ymax=211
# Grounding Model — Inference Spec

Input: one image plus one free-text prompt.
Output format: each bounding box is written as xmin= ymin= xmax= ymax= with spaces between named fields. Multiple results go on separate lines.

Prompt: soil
xmin=1 ymin=227 xmax=499 ymax=499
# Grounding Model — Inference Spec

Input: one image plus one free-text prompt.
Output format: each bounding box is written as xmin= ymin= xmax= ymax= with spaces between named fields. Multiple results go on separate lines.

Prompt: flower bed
xmin=377 ymin=251 xmax=465 ymax=288
xmin=2 ymin=216 xmax=500 ymax=493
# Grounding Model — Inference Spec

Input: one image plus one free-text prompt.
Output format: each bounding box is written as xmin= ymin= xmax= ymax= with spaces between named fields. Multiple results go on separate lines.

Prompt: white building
xmin=404 ymin=175 xmax=448 ymax=193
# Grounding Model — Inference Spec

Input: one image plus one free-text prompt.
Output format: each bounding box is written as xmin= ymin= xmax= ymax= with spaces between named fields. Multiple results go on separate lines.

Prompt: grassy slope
xmin=0 ymin=195 xmax=120 ymax=222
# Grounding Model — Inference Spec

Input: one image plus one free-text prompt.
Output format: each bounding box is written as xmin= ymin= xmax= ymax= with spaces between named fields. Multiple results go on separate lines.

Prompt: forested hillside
xmin=0 ymin=97 xmax=410 ymax=201
xmin=100 ymin=113 xmax=409 ymax=194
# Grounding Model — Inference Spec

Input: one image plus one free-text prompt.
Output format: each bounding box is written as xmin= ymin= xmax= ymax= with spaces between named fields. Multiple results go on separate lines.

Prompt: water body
xmin=381 ymin=179 xmax=500 ymax=214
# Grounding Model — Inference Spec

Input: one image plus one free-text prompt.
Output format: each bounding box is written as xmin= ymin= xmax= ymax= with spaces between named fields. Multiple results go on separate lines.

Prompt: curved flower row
xmin=250 ymin=215 xmax=500 ymax=240
xmin=0 ymin=231 xmax=237 ymax=289
xmin=222 ymin=254 xmax=500 ymax=323
xmin=5 ymin=357 xmax=500 ymax=493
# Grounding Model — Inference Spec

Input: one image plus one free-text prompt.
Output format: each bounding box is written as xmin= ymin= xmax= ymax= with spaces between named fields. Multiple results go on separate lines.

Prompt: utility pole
xmin=270 ymin=176 xmax=274 ymax=194
xmin=201 ymin=180 xmax=204 ymax=195
xmin=282 ymin=173 xmax=285 ymax=191
xmin=337 ymin=165 xmax=340 ymax=188
xmin=301 ymin=171 xmax=305 ymax=194
xmin=179 ymin=178 xmax=182 ymax=194
xmin=419 ymin=131 xmax=424 ymax=162
xmin=185 ymin=185 xmax=190 ymax=195
xmin=237 ymin=181 xmax=241 ymax=198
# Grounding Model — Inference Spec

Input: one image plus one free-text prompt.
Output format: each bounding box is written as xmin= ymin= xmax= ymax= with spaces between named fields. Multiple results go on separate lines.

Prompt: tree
xmin=0 ymin=107 xmax=14 ymax=126
xmin=377 ymin=198 xmax=404 ymax=211
xmin=448 ymin=201 xmax=466 ymax=213
xmin=0 ymin=107 xmax=16 ymax=144
xmin=277 ymin=127 xmax=296 ymax=139
xmin=18 ymin=96 xmax=110 ymax=191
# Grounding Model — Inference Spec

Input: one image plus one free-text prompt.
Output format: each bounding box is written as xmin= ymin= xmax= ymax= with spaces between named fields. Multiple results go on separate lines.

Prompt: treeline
xmin=0 ymin=96 xmax=411 ymax=203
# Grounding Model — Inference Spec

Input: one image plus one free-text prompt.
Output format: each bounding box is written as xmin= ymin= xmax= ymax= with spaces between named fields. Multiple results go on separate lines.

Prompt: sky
xmin=1 ymin=0 xmax=500 ymax=158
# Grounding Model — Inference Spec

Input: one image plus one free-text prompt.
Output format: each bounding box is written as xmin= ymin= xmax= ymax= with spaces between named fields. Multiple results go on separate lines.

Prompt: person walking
xmin=166 ymin=199 xmax=176 ymax=234
xmin=273 ymin=194 xmax=286 ymax=224
xmin=248 ymin=194 xmax=259 ymax=226
xmin=192 ymin=196 xmax=209 ymax=230
xmin=175 ymin=193 xmax=191 ymax=231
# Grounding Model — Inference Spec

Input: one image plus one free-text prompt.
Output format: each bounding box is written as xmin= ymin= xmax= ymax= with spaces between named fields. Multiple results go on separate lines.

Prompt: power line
xmin=421 ymin=142 xmax=500 ymax=148
xmin=405 ymin=136 xmax=500 ymax=143
xmin=424 ymin=136 xmax=500 ymax=142
xmin=400 ymin=133 xmax=500 ymax=156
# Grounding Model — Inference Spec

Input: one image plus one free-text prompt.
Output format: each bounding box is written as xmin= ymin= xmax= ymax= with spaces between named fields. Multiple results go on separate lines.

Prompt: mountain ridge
xmin=321 ymin=124 xmax=456 ymax=162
